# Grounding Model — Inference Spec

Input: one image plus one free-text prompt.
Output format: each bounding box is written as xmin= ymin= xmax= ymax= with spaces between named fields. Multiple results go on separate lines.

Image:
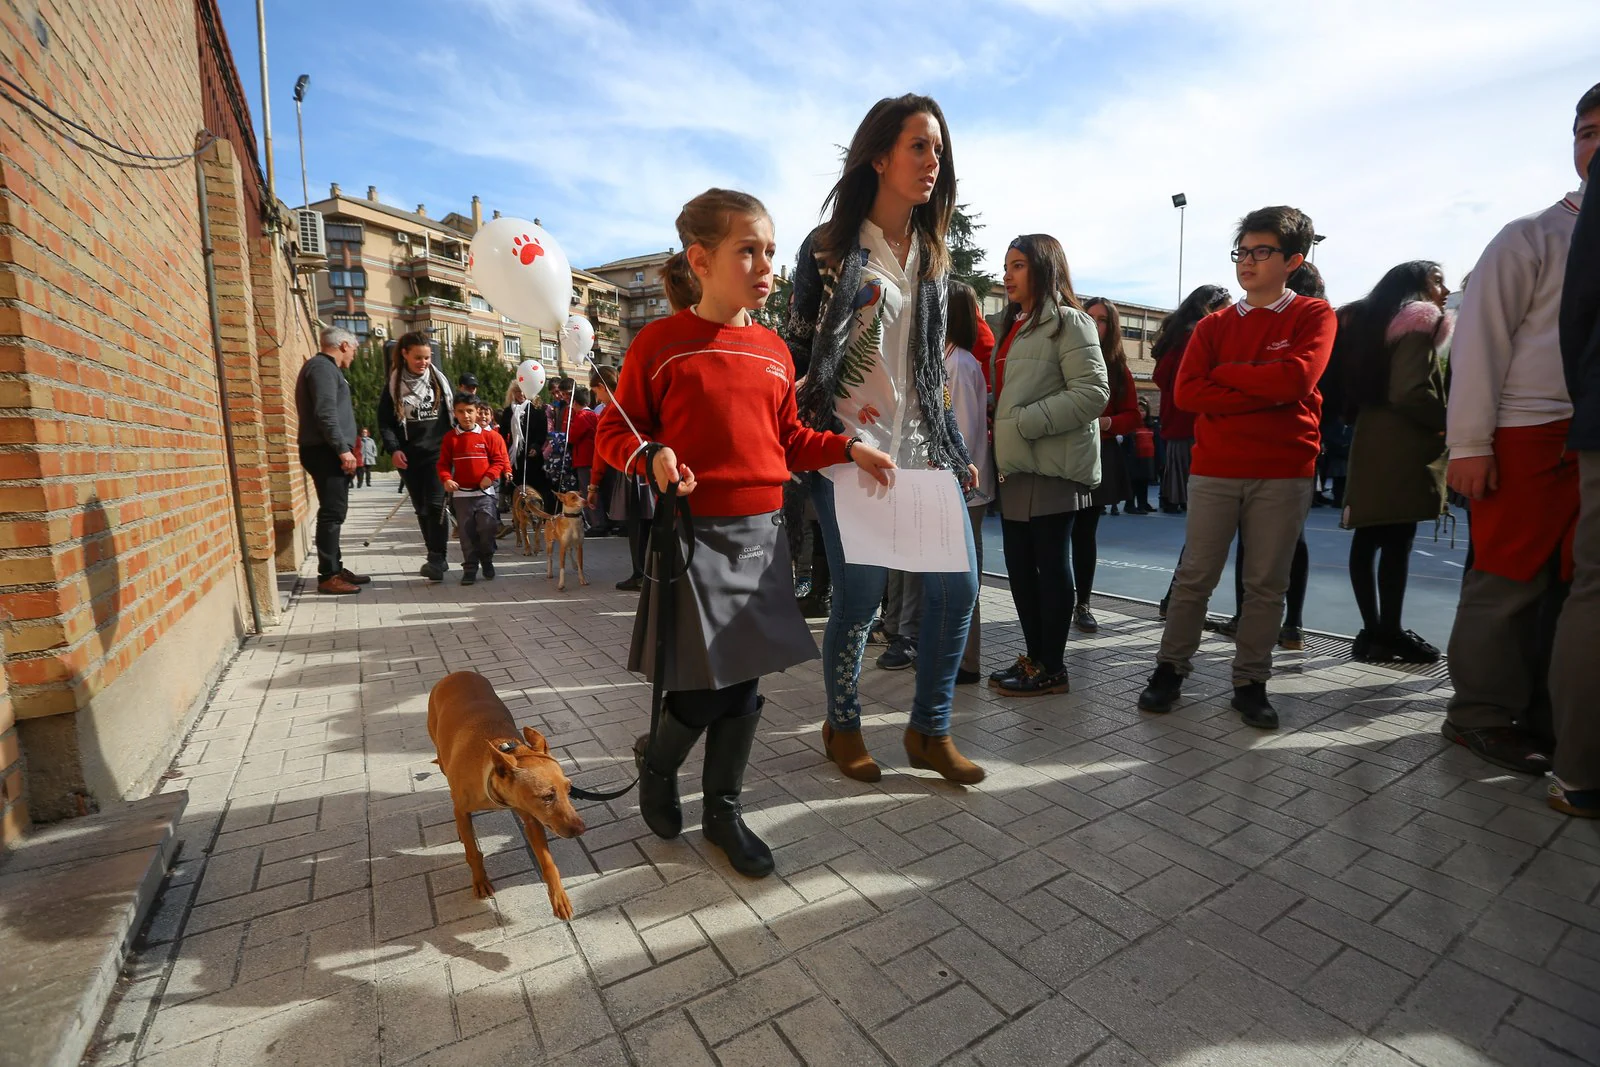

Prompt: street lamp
xmin=1171 ymin=193 xmax=1188 ymax=305
xmin=292 ymin=74 xmax=310 ymax=208
xmin=1311 ymin=233 xmax=1326 ymax=263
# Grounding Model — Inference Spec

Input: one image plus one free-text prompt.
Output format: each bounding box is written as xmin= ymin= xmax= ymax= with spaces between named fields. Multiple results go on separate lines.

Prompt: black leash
xmin=568 ymin=455 xmax=694 ymax=803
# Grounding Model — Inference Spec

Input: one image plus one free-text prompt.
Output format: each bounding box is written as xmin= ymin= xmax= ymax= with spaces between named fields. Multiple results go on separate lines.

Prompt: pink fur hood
xmin=1386 ymin=300 xmax=1454 ymax=346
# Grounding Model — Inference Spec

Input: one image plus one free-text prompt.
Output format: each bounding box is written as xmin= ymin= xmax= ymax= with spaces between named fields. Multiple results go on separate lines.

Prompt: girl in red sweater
xmin=1074 ymin=297 xmax=1144 ymax=633
xmin=596 ymin=188 xmax=893 ymax=878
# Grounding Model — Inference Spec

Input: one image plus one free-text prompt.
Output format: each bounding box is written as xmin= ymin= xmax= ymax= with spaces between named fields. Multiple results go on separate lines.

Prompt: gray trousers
xmin=1551 ymin=452 xmax=1599 ymax=788
xmin=1445 ymin=560 xmax=1565 ymax=739
xmin=961 ymin=505 xmax=986 ymax=674
xmin=884 ymin=571 xmax=923 ymax=643
xmin=1158 ymin=475 xmax=1312 ymax=684
xmin=451 ymin=493 xmax=499 ymax=568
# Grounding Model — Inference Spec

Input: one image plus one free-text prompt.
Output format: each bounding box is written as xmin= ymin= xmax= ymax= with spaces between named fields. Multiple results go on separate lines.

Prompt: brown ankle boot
xmin=822 ymin=722 xmax=881 ymax=783
xmin=903 ymin=730 xmax=985 ymax=785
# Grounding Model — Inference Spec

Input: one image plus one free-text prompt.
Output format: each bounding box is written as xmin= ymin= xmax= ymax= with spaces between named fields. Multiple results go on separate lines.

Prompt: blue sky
xmin=222 ymin=0 xmax=1598 ymax=308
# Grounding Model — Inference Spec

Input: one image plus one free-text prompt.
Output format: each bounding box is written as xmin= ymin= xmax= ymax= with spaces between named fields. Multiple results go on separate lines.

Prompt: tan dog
xmin=542 ymin=489 xmax=588 ymax=591
xmin=427 ymin=671 xmax=585 ymax=919
xmin=511 ymin=485 xmax=545 ymax=556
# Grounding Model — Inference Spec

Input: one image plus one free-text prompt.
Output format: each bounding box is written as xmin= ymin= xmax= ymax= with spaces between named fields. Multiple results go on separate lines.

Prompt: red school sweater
xmin=436 ymin=426 xmax=510 ymax=489
xmin=1174 ymin=293 xmax=1336 ymax=479
xmin=1101 ymin=363 xmax=1142 ymax=435
xmin=595 ymin=310 xmax=852 ymax=518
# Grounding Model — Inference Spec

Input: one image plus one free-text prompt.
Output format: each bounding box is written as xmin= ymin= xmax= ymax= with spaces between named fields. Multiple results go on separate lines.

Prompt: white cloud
xmin=309 ymin=0 xmax=1599 ymax=306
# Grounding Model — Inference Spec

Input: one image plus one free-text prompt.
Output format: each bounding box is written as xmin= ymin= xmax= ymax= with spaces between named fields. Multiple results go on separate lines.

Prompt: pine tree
xmin=949 ymin=204 xmax=997 ymax=298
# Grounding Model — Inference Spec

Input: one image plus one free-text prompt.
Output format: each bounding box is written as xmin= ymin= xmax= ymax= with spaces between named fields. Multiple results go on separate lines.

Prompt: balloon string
xmin=582 ymin=350 xmax=647 ymax=450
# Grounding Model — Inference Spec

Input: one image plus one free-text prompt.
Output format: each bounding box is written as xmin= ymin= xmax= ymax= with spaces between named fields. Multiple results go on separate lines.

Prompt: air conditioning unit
xmin=296 ymin=208 xmax=327 ymax=257
xmin=396 ymin=233 xmax=411 ymax=246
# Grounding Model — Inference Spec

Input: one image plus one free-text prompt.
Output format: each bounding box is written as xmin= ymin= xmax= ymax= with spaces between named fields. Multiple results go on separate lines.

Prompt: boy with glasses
xmin=1138 ymin=206 xmax=1336 ymax=728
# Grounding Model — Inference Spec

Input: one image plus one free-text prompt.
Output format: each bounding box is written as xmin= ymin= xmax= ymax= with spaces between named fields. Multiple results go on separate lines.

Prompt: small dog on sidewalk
xmin=541 ymin=489 xmax=588 ymax=592
xmin=427 ymin=671 xmax=586 ymax=919
xmin=511 ymin=485 xmax=545 ymax=557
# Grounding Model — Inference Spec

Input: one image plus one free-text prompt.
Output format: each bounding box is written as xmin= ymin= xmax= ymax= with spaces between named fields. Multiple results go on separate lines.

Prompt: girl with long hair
xmin=595 ymin=189 xmax=893 ymax=877
xmin=1151 ymin=285 xmax=1233 ymax=515
xmin=1340 ymin=260 xmax=1453 ymax=662
xmin=1074 ymin=296 xmax=1143 ymax=633
xmin=787 ymin=94 xmax=985 ymax=785
xmin=986 ymin=235 xmax=1109 ymax=695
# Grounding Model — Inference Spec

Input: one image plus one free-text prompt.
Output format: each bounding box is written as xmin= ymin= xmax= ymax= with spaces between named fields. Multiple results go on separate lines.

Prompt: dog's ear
xmin=487 ymin=740 xmax=519 ymax=768
xmin=521 ymin=726 xmax=550 ymax=754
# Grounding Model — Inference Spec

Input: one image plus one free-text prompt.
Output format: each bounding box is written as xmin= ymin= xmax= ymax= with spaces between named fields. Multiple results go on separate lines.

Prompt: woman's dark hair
xmin=394 ymin=331 xmax=431 ymax=372
xmin=1002 ymin=234 xmax=1083 ymax=339
xmin=661 ymin=188 xmax=771 ymax=311
xmin=590 ymin=364 xmax=619 ymax=394
xmin=1287 ymin=262 xmax=1326 ymax=300
xmin=816 ymin=94 xmax=955 ymax=280
xmin=1083 ymin=297 xmax=1128 ymax=407
xmin=1151 ymin=284 xmax=1232 ymax=363
xmin=945 ymin=278 xmax=980 ymax=352
xmin=1342 ymin=260 xmax=1442 ymax=413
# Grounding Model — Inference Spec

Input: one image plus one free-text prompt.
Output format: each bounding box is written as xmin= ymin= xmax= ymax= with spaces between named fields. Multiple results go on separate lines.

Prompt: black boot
xmin=633 ymin=705 xmax=705 ymax=840
xmin=701 ymin=702 xmax=774 ymax=878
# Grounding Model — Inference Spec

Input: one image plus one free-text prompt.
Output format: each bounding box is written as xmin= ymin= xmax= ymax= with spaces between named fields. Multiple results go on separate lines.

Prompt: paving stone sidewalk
xmin=89 ymin=485 xmax=1600 ymax=1067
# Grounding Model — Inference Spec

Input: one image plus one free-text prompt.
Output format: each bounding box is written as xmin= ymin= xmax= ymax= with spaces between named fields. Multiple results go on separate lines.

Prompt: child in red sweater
xmin=1138 ymin=206 xmax=1336 ymax=728
xmin=438 ymin=396 xmax=510 ymax=584
xmin=596 ymin=188 xmax=892 ymax=878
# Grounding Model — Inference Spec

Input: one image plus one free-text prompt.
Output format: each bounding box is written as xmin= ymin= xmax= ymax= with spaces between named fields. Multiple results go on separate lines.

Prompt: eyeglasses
xmin=1230 ymin=245 xmax=1286 ymax=264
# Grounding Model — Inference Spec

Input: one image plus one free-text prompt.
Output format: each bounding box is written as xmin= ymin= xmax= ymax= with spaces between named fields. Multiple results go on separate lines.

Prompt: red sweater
xmin=596 ymin=310 xmax=852 ymax=517
xmin=1153 ymin=343 xmax=1195 ymax=440
xmin=974 ymin=317 xmax=996 ymax=389
xmin=1175 ymin=294 xmax=1336 ymax=479
xmin=437 ymin=426 xmax=510 ymax=488
xmin=1101 ymin=363 xmax=1141 ymax=435
xmin=566 ymin=406 xmax=598 ymax=467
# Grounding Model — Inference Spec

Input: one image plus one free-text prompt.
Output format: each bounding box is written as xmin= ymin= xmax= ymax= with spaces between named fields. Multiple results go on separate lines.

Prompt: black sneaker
xmin=1138 ymin=663 xmax=1183 ymax=712
xmin=877 ymin=637 xmax=915 ymax=671
xmin=419 ymin=560 xmax=446 ymax=582
xmin=1440 ymin=721 xmax=1551 ymax=775
xmin=997 ymin=663 xmax=1070 ymax=697
xmin=617 ymin=575 xmax=644 ymax=592
xmin=481 ymin=560 xmax=495 ymax=580
xmin=1232 ymin=682 xmax=1278 ymax=729
xmin=1351 ymin=629 xmax=1374 ymax=660
xmin=1073 ymin=605 xmax=1099 ymax=633
xmin=1158 ymin=596 xmax=1169 ymax=620
xmin=956 ymin=668 xmax=980 ymax=685
xmin=1390 ymin=629 xmax=1440 ymax=664
xmin=989 ymin=655 xmax=1032 ymax=689
xmin=1278 ymin=625 xmax=1304 ymax=651
xmin=460 ymin=569 xmax=477 ymax=586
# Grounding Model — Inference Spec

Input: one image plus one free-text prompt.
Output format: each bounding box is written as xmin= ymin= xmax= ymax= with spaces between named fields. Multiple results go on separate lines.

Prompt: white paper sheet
xmin=825 ymin=465 xmax=968 ymax=572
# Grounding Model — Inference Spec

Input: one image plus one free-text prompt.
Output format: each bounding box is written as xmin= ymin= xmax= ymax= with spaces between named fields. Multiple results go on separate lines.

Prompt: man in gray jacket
xmin=296 ymin=327 xmax=369 ymax=594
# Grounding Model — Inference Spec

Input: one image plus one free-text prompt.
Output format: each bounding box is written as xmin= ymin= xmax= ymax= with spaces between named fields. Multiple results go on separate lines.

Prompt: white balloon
xmin=514 ymin=358 xmax=547 ymax=397
xmin=560 ymin=314 xmax=595 ymax=362
xmin=468 ymin=217 xmax=572 ymax=332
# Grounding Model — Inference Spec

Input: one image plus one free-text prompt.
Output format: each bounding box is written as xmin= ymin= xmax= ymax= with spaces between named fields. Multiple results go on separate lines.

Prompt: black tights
xmin=1071 ymin=506 xmax=1102 ymax=606
xmin=1002 ymin=512 xmax=1075 ymax=671
xmin=670 ymin=677 xmax=760 ymax=729
xmin=1231 ymin=534 xmax=1310 ymax=628
xmin=1348 ymin=522 xmax=1417 ymax=634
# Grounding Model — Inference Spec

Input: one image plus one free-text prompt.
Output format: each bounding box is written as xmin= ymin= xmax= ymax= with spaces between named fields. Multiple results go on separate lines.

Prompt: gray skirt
xmin=998 ymin=472 xmax=1095 ymax=521
xmin=630 ymin=511 xmax=817 ymax=692
xmin=1161 ymin=438 xmax=1193 ymax=506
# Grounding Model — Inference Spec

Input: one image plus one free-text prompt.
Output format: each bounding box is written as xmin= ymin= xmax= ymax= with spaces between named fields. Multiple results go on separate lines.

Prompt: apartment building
xmin=587 ymin=250 xmax=676 ymax=347
xmin=302 ymin=187 xmax=623 ymax=365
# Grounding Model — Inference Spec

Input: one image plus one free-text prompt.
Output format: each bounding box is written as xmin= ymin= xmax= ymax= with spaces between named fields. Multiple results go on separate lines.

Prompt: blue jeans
xmin=811 ymin=471 xmax=978 ymax=736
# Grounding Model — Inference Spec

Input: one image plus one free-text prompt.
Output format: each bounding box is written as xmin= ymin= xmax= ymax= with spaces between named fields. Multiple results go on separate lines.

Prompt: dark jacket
xmin=377 ymin=363 xmax=453 ymax=459
xmin=785 ymin=227 xmax=971 ymax=472
xmin=1342 ymin=302 xmax=1453 ymax=528
xmin=498 ymin=401 xmax=548 ymax=461
xmin=1562 ymin=154 xmax=1600 ymax=450
xmin=294 ymin=352 xmax=356 ymax=454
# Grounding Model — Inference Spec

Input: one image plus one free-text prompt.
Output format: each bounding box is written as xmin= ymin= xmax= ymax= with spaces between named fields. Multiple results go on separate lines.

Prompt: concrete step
xmin=0 ymin=790 xmax=187 ymax=1067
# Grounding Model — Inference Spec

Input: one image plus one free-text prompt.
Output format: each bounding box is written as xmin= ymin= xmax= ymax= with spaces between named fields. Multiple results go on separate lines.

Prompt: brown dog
xmin=542 ymin=489 xmax=588 ymax=591
xmin=427 ymin=671 xmax=586 ymax=919
xmin=511 ymin=485 xmax=545 ymax=556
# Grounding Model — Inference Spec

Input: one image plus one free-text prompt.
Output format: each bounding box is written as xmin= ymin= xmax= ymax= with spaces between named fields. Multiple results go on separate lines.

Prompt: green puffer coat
xmin=988 ymin=300 xmax=1109 ymax=487
xmin=1342 ymin=301 xmax=1454 ymax=528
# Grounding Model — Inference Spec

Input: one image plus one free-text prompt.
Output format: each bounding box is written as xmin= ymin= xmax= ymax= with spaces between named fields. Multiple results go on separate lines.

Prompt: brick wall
xmin=0 ymin=1 xmax=315 ymax=824
xmin=0 ymin=631 xmax=23 ymax=845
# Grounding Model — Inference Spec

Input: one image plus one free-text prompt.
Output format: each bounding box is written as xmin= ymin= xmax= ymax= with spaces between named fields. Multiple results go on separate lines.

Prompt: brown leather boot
xmin=822 ymin=722 xmax=881 ymax=783
xmin=903 ymin=730 xmax=985 ymax=785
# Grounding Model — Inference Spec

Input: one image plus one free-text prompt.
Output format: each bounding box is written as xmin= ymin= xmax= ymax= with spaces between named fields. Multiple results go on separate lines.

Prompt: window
xmin=647 ymin=297 xmax=658 ymax=307
xmin=325 ymin=223 xmax=362 ymax=243
xmin=634 ymin=271 xmax=645 ymax=283
xmin=541 ymin=340 xmax=558 ymax=363
xmin=329 ymin=269 xmax=366 ymax=292
xmin=1120 ymin=325 xmax=1143 ymax=341
xmin=504 ymin=335 xmax=521 ymax=358
xmin=331 ymin=315 xmax=369 ymax=338
xmin=471 ymin=294 xmax=492 ymax=313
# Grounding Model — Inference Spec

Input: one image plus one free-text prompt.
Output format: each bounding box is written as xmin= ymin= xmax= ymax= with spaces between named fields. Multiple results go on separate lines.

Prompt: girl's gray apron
xmin=630 ymin=510 xmax=815 ymax=692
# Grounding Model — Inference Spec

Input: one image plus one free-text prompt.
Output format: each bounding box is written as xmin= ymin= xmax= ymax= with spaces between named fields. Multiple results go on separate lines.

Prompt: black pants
xmin=401 ymin=454 xmax=450 ymax=564
xmin=1070 ymin=506 xmax=1102 ymax=606
xmin=1002 ymin=512 xmax=1075 ymax=671
xmin=1348 ymin=522 xmax=1417 ymax=633
xmin=358 ymin=465 xmax=372 ymax=487
xmin=300 ymin=445 xmax=348 ymax=580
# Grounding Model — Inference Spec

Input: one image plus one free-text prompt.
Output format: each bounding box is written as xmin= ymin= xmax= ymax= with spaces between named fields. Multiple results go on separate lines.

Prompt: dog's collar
xmin=560 ymin=509 xmax=584 ymax=518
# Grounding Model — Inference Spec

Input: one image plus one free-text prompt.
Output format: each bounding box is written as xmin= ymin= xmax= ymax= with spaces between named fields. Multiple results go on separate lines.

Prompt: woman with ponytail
xmin=786 ymin=94 xmax=985 ymax=787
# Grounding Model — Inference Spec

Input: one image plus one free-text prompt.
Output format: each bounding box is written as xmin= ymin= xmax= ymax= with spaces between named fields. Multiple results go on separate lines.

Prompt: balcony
xmin=400 ymin=250 xmax=468 ymax=284
xmin=588 ymin=299 xmax=621 ymax=324
xmin=400 ymin=295 xmax=471 ymax=322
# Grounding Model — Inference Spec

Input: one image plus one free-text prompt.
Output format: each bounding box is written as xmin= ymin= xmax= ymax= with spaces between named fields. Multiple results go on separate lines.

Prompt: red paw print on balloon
xmin=512 ymin=234 xmax=545 ymax=266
